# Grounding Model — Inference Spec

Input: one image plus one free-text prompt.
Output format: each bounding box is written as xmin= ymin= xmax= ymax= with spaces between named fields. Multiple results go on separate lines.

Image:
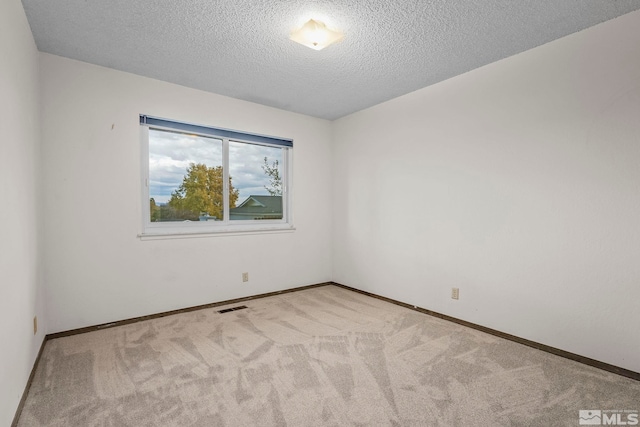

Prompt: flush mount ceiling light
xmin=290 ymin=19 xmax=344 ymax=51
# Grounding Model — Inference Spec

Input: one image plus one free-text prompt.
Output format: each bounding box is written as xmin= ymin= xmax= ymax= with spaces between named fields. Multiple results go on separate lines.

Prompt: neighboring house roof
xmin=230 ymin=195 xmax=282 ymax=216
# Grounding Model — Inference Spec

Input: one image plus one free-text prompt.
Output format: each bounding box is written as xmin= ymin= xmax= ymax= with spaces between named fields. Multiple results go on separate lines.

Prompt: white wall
xmin=40 ymin=54 xmax=333 ymax=333
xmin=0 ymin=0 xmax=46 ymax=423
xmin=333 ymin=10 xmax=640 ymax=372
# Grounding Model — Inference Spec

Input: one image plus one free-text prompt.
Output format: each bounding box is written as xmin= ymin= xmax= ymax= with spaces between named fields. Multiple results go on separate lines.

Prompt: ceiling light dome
xmin=290 ymin=19 xmax=343 ymax=51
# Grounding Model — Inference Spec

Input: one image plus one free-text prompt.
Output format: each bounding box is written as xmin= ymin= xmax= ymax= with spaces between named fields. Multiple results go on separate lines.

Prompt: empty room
xmin=2 ymin=0 xmax=640 ymax=425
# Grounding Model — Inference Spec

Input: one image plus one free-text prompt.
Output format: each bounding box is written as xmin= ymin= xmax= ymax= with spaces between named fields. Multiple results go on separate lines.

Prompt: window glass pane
xmin=149 ymin=129 xmax=224 ymax=222
xmin=229 ymin=141 xmax=283 ymax=221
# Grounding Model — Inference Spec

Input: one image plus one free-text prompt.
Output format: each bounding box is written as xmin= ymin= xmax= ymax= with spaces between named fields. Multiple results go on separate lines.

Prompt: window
xmin=140 ymin=115 xmax=293 ymax=236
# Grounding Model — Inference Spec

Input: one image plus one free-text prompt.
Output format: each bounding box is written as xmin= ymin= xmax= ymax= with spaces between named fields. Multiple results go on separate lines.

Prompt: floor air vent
xmin=217 ymin=305 xmax=248 ymax=314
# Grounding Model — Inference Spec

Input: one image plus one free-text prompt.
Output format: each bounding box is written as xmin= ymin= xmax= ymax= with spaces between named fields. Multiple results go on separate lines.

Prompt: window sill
xmin=138 ymin=225 xmax=296 ymax=240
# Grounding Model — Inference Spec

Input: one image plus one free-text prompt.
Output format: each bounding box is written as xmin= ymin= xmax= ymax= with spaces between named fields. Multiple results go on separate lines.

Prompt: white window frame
xmin=139 ymin=115 xmax=293 ymax=238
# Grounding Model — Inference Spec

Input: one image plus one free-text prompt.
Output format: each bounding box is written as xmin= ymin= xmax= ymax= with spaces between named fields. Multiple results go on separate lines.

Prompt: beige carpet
xmin=17 ymin=285 xmax=640 ymax=426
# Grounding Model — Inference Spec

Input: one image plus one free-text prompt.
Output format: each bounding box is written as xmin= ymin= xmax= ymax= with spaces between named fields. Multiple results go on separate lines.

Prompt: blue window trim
xmin=139 ymin=115 xmax=293 ymax=148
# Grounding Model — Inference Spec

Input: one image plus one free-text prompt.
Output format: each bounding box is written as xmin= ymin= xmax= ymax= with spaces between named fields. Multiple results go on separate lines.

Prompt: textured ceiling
xmin=21 ymin=0 xmax=640 ymax=120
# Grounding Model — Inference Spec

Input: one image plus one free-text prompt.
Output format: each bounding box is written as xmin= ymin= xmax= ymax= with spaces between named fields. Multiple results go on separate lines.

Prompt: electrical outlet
xmin=451 ymin=288 xmax=460 ymax=300
xmin=33 ymin=316 xmax=38 ymax=335
xmin=242 ymin=272 xmax=249 ymax=282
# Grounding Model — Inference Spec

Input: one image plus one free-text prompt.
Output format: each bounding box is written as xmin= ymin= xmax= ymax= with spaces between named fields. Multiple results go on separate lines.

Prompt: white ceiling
xmin=21 ymin=0 xmax=640 ymax=120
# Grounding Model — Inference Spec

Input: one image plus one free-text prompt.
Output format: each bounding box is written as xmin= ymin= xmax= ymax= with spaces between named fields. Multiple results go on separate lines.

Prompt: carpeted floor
xmin=17 ymin=285 xmax=640 ymax=426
